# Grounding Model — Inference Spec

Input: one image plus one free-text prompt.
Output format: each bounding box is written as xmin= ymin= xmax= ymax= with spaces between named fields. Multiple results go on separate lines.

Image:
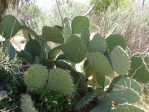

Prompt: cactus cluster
xmin=0 ymin=15 xmax=148 ymax=112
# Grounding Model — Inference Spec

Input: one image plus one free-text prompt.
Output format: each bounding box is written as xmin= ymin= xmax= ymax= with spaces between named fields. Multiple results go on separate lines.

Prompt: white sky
xmin=35 ymin=0 xmax=90 ymax=11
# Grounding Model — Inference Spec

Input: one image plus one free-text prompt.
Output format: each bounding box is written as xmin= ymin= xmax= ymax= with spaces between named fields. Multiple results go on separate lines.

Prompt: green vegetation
xmin=0 ymin=14 xmax=149 ymax=112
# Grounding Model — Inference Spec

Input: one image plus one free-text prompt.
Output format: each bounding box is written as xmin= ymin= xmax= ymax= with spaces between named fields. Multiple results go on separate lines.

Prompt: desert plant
xmin=0 ymin=15 xmax=149 ymax=112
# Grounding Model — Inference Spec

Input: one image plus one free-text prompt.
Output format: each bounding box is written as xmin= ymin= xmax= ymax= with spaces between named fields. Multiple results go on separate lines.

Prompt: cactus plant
xmin=47 ymin=68 xmax=75 ymax=95
xmin=21 ymin=94 xmax=38 ymax=112
xmin=24 ymin=64 xmax=49 ymax=91
xmin=80 ymin=28 xmax=90 ymax=48
xmin=129 ymin=56 xmax=149 ymax=83
xmin=61 ymin=35 xmax=87 ymax=63
xmin=87 ymin=52 xmax=113 ymax=76
xmin=71 ymin=16 xmax=89 ymax=34
xmin=0 ymin=15 xmax=147 ymax=112
xmin=109 ymin=77 xmax=141 ymax=104
xmin=109 ymin=46 xmax=130 ymax=75
xmin=89 ymin=33 xmax=107 ymax=53
xmin=25 ymin=38 xmax=41 ymax=59
xmin=106 ymin=34 xmax=127 ymax=51
xmin=0 ymin=15 xmax=21 ymax=39
xmin=42 ymin=26 xmax=64 ymax=43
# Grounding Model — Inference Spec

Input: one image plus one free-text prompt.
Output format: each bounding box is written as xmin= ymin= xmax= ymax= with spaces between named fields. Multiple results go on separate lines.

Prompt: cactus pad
xmin=24 ymin=64 xmax=49 ymax=91
xmin=87 ymin=52 xmax=113 ymax=76
xmin=61 ymin=35 xmax=87 ymax=63
xmin=109 ymin=46 xmax=130 ymax=75
xmin=71 ymin=16 xmax=89 ymax=34
xmin=109 ymin=77 xmax=141 ymax=104
xmin=89 ymin=33 xmax=106 ymax=53
xmin=21 ymin=94 xmax=37 ymax=112
xmin=106 ymin=34 xmax=127 ymax=51
xmin=47 ymin=68 xmax=75 ymax=95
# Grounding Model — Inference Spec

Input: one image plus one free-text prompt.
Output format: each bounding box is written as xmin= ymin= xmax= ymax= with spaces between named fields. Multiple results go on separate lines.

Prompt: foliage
xmin=92 ymin=0 xmax=132 ymax=12
xmin=0 ymin=14 xmax=148 ymax=112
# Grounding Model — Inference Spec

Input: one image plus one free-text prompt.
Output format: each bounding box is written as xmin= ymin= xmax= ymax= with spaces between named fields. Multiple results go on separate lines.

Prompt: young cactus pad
xmin=21 ymin=94 xmax=38 ymax=112
xmin=47 ymin=68 xmax=75 ymax=95
xmin=24 ymin=64 xmax=49 ymax=91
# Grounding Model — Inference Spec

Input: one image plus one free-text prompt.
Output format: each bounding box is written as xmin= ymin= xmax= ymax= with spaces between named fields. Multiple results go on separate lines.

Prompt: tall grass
xmin=89 ymin=3 xmax=149 ymax=55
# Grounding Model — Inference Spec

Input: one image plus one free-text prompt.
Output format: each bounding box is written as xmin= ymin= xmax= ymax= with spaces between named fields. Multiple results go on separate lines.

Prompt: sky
xmin=35 ymin=0 xmax=90 ymax=11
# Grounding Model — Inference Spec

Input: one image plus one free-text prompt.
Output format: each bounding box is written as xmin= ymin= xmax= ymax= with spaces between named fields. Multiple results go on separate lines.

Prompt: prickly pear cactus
xmin=61 ymin=35 xmax=87 ymax=63
xmin=24 ymin=64 xmax=49 ymax=91
xmin=109 ymin=46 xmax=130 ymax=75
xmin=109 ymin=77 xmax=141 ymax=104
xmin=47 ymin=68 xmax=75 ymax=95
xmin=89 ymin=33 xmax=106 ymax=53
xmin=87 ymin=52 xmax=113 ymax=76
xmin=129 ymin=56 xmax=149 ymax=83
xmin=71 ymin=16 xmax=89 ymax=34
xmin=0 ymin=15 xmax=21 ymax=39
xmin=21 ymin=94 xmax=38 ymax=112
xmin=106 ymin=34 xmax=127 ymax=51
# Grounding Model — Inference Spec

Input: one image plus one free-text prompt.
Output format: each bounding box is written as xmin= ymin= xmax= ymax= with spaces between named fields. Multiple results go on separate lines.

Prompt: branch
xmin=55 ymin=0 xmax=63 ymax=22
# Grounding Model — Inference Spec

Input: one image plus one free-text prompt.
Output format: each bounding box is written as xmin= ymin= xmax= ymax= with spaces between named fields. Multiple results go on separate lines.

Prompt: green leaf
xmin=25 ymin=39 xmax=41 ymax=58
xmin=111 ymin=104 xmax=144 ymax=112
xmin=17 ymin=50 xmax=34 ymax=63
xmin=130 ymin=56 xmax=149 ymax=83
xmin=47 ymin=68 xmax=75 ymax=95
xmin=87 ymin=52 xmax=113 ymax=76
xmin=109 ymin=46 xmax=130 ymax=75
xmin=42 ymin=26 xmax=64 ymax=43
xmin=106 ymin=34 xmax=127 ymax=51
xmin=109 ymin=77 xmax=141 ymax=104
xmin=48 ymin=46 xmax=61 ymax=60
xmin=61 ymin=35 xmax=87 ymax=63
xmin=87 ymin=52 xmax=113 ymax=88
xmin=89 ymin=33 xmax=106 ymax=53
xmin=0 ymin=15 xmax=21 ymax=39
xmin=72 ymin=16 xmax=89 ymax=34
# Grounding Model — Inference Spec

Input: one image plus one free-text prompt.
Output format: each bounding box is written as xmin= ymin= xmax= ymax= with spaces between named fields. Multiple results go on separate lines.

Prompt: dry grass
xmin=89 ymin=4 xmax=149 ymax=55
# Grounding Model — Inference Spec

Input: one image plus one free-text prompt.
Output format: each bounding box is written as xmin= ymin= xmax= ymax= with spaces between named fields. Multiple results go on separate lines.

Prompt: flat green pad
xmin=110 ymin=46 xmax=130 ymax=75
xmin=89 ymin=33 xmax=106 ymax=53
xmin=71 ymin=16 xmax=89 ymax=34
xmin=48 ymin=68 xmax=74 ymax=95
xmin=0 ymin=15 xmax=21 ymax=39
xmin=61 ymin=35 xmax=87 ymax=63
xmin=109 ymin=77 xmax=141 ymax=104
xmin=24 ymin=64 xmax=49 ymax=91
